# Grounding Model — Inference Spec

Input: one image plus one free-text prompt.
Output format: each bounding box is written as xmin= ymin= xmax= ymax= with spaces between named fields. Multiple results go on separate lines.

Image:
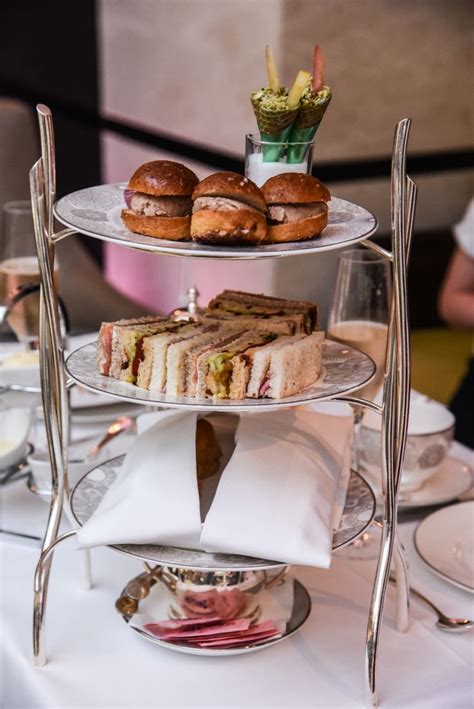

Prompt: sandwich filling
xmin=268 ymin=202 xmax=327 ymax=225
xmin=193 ymin=196 xmax=263 ymax=214
xmin=203 ymin=333 xmax=277 ymax=399
xmin=129 ymin=193 xmax=192 ymax=217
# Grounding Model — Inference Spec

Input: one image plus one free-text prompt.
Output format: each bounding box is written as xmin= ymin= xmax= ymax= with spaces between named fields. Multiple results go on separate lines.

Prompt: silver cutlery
xmin=389 ymin=574 xmax=473 ymax=632
xmin=83 ymin=416 xmax=135 ymax=463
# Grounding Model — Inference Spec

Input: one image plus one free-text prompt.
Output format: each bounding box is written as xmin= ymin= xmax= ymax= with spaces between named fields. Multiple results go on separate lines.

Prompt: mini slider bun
xmin=191 ymin=172 xmax=267 ymax=245
xmin=121 ymin=160 xmax=199 ymax=241
xmin=262 ymin=173 xmax=331 ymax=243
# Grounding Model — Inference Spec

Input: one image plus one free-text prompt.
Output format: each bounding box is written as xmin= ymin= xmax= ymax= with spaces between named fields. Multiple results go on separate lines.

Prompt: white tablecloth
xmin=1 ymin=420 xmax=473 ymax=708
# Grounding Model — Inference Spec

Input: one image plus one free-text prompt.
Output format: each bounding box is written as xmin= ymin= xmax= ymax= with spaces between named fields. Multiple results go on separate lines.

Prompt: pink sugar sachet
xmin=151 ymin=618 xmax=251 ymax=641
xmin=144 ymin=614 xmax=222 ymax=634
xmin=195 ymin=622 xmax=282 ymax=648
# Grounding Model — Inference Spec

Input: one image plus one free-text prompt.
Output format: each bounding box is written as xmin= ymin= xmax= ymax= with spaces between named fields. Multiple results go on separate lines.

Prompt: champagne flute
xmin=0 ymin=201 xmax=58 ymax=347
xmin=328 ymin=248 xmax=391 ymax=559
xmin=328 ymin=248 xmax=391 ymax=414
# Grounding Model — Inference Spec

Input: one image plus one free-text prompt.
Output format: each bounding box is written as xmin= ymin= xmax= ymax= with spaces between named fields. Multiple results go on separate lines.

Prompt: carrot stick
xmin=312 ymin=45 xmax=325 ymax=93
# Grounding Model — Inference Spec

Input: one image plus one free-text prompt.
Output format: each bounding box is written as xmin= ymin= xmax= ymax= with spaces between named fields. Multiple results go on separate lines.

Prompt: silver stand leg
xmin=31 ymin=105 xmax=91 ymax=666
xmin=364 ymin=119 xmax=417 ymax=706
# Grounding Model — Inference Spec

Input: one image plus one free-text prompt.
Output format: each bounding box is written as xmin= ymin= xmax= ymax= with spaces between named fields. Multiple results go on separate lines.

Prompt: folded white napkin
xmin=77 ymin=410 xmax=202 ymax=549
xmin=201 ymin=407 xmax=353 ymax=567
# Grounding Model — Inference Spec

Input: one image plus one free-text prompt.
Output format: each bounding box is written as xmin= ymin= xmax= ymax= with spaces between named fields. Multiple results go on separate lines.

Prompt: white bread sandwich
xmin=165 ymin=327 xmax=245 ymax=397
xmin=136 ymin=322 xmax=205 ymax=391
xmin=110 ymin=320 xmax=184 ymax=384
xmin=246 ymin=331 xmax=324 ymax=398
xmin=196 ymin=331 xmax=280 ymax=400
xmin=97 ymin=315 xmax=167 ymax=376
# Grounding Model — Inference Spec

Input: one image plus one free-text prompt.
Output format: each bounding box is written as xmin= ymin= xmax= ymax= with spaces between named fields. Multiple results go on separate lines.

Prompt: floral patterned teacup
xmin=359 ymin=396 xmax=455 ymax=493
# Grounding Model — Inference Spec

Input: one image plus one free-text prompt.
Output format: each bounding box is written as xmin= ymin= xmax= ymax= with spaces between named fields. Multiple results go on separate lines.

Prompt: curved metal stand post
xmin=30 ymin=105 xmax=91 ymax=668
xmin=364 ymin=119 xmax=417 ymax=706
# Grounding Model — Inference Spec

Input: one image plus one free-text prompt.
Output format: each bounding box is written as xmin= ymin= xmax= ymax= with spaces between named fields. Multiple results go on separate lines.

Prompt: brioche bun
xmin=191 ymin=208 xmax=267 ymax=245
xmin=265 ymin=206 xmax=328 ymax=243
xmin=121 ymin=210 xmax=192 ymax=240
xmin=193 ymin=172 xmax=266 ymax=213
xmin=262 ymin=173 xmax=330 ymax=205
xmin=128 ymin=160 xmax=199 ymax=197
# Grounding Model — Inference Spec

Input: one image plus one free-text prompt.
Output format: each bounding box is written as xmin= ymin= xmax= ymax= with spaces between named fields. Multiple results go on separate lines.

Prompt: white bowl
xmin=0 ymin=407 xmax=32 ymax=469
xmin=27 ymin=450 xmax=93 ymax=497
xmin=359 ymin=397 xmax=455 ymax=492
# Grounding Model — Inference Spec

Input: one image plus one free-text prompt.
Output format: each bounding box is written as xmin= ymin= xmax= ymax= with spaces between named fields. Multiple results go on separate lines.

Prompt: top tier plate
xmin=54 ymin=184 xmax=377 ymax=260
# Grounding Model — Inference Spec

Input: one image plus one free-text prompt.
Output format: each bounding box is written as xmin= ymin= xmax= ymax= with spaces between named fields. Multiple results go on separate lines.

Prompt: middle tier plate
xmin=66 ymin=340 xmax=375 ymax=412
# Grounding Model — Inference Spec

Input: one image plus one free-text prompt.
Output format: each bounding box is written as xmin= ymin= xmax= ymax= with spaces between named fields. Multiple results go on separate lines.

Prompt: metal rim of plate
xmin=70 ymin=454 xmax=376 ymax=571
xmin=53 ymin=184 xmax=378 ymax=260
xmin=65 ymin=340 xmax=376 ymax=413
xmin=122 ymin=575 xmax=311 ymax=656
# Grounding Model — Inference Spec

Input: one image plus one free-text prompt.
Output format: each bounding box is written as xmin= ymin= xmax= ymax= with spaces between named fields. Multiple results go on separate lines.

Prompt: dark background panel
xmin=0 ymin=0 xmax=102 ymax=263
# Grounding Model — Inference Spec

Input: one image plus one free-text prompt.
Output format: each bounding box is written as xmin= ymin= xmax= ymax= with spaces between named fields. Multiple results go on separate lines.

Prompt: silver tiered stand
xmin=29 ymin=104 xmax=417 ymax=707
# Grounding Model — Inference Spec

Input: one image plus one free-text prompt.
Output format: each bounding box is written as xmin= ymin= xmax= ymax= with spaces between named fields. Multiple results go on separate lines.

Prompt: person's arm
xmin=438 ymin=247 xmax=474 ymax=329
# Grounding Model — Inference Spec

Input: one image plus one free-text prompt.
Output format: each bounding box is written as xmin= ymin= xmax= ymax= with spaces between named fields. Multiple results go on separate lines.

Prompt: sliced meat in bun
xmin=191 ymin=172 xmax=267 ymax=245
xmin=262 ymin=173 xmax=330 ymax=243
xmin=121 ymin=160 xmax=199 ymax=241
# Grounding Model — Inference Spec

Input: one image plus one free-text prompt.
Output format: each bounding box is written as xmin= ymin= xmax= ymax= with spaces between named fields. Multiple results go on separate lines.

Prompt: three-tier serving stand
xmin=29 ymin=104 xmax=416 ymax=707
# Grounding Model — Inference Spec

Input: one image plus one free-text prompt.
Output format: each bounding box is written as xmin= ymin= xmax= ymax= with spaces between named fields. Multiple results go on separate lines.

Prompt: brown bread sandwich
xmin=262 ymin=173 xmax=330 ymax=243
xmin=191 ymin=172 xmax=267 ymax=245
xmin=121 ymin=160 xmax=199 ymax=240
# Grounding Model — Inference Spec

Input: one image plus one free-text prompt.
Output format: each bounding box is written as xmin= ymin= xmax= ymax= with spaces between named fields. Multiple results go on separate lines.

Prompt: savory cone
xmin=288 ymin=86 xmax=332 ymax=163
xmin=287 ymin=45 xmax=332 ymax=163
xmin=250 ymin=88 xmax=299 ymax=161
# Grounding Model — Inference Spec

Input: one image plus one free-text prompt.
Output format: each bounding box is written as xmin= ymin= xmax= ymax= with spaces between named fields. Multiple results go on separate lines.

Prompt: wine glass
xmin=0 ymin=201 xmax=58 ymax=347
xmin=328 ymin=248 xmax=391 ymax=559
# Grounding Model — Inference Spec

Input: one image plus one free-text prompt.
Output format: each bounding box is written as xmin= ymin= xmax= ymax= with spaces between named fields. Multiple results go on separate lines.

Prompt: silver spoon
xmin=389 ymin=575 xmax=473 ymax=632
xmin=84 ymin=416 xmax=135 ymax=463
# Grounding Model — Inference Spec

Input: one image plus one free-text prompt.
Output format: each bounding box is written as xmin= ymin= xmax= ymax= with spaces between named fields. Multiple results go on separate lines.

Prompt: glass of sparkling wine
xmin=0 ymin=201 xmax=58 ymax=347
xmin=328 ymin=248 xmax=391 ymax=558
xmin=328 ymin=248 xmax=390 ymax=413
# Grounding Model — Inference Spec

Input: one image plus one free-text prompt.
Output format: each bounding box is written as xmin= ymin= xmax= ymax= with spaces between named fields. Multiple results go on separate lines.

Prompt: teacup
xmin=359 ymin=396 xmax=455 ymax=492
xmin=27 ymin=449 xmax=93 ymax=498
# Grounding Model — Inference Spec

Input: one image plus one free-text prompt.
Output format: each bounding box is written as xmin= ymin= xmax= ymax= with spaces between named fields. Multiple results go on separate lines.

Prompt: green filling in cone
xmin=287 ymin=87 xmax=332 ymax=163
xmin=251 ymin=88 xmax=299 ymax=162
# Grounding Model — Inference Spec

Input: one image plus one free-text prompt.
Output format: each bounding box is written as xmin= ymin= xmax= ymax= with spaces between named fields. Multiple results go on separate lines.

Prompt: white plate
xmin=415 ymin=501 xmax=474 ymax=592
xmin=65 ymin=340 xmax=375 ymax=413
xmin=398 ymin=457 xmax=473 ymax=509
xmin=54 ymin=184 xmax=377 ymax=259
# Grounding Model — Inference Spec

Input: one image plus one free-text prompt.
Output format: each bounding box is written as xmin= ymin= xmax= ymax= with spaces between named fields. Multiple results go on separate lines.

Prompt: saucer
xmin=415 ymin=501 xmax=474 ymax=592
xmin=124 ymin=574 xmax=311 ymax=656
xmin=398 ymin=457 xmax=473 ymax=509
xmin=360 ymin=457 xmax=472 ymax=510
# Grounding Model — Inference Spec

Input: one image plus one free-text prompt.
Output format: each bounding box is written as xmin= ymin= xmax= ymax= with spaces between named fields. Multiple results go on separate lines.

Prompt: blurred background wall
xmin=0 ymin=0 xmax=472 ymax=326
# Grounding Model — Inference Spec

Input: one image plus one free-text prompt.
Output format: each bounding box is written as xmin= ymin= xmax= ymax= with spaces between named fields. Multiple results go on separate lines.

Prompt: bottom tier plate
xmin=121 ymin=573 xmax=311 ymax=656
xmin=71 ymin=455 xmax=375 ymax=571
